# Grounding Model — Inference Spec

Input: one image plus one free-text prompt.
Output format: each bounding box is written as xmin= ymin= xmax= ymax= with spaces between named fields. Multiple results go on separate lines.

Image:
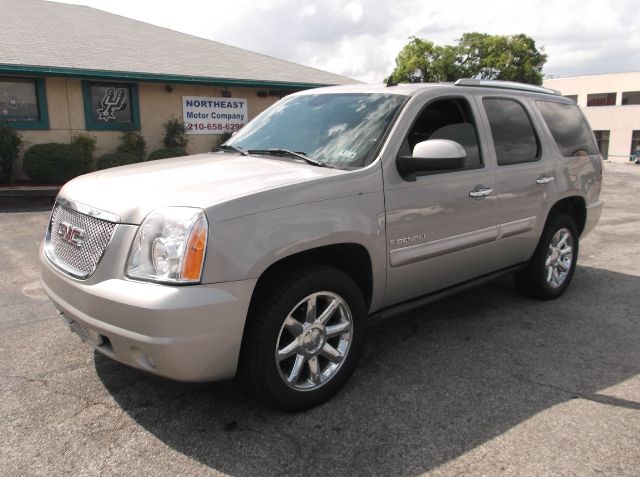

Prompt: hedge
xmin=22 ymin=143 xmax=89 ymax=184
xmin=147 ymin=148 xmax=187 ymax=161
xmin=96 ymin=152 xmax=140 ymax=170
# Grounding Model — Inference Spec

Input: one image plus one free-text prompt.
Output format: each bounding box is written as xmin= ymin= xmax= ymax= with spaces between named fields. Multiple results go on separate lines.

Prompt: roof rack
xmin=454 ymin=79 xmax=561 ymax=96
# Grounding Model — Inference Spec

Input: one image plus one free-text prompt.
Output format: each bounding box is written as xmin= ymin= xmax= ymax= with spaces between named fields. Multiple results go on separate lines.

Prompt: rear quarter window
xmin=535 ymin=101 xmax=599 ymax=157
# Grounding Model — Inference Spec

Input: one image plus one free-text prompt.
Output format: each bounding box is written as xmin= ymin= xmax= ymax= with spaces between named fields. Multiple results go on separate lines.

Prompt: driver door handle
xmin=469 ymin=186 xmax=493 ymax=198
xmin=536 ymin=175 xmax=555 ymax=185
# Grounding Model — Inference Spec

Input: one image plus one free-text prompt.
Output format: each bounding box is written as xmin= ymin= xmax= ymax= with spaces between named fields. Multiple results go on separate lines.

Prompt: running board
xmin=371 ymin=264 xmax=527 ymax=322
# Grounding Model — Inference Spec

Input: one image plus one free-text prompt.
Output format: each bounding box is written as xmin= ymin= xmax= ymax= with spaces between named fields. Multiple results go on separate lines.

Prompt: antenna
xmin=386 ymin=74 xmax=397 ymax=87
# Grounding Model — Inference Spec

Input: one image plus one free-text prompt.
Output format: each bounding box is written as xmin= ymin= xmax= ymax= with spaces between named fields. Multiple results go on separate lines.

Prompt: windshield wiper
xmin=212 ymin=144 xmax=249 ymax=156
xmin=247 ymin=148 xmax=329 ymax=168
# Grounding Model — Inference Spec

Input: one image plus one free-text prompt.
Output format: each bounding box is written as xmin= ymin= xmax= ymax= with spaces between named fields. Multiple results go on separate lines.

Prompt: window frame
xmin=82 ymin=80 xmax=141 ymax=131
xmin=0 ymin=77 xmax=49 ymax=130
xmin=396 ymin=95 xmax=486 ymax=178
xmin=481 ymin=96 xmax=542 ymax=167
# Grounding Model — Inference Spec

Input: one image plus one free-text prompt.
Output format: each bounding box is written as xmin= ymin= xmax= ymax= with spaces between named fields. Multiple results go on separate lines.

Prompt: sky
xmin=59 ymin=0 xmax=639 ymax=83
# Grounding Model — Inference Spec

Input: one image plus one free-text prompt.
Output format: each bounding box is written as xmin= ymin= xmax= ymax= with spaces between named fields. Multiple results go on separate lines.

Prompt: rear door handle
xmin=469 ymin=186 xmax=493 ymax=198
xmin=536 ymin=175 xmax=555 ymax=185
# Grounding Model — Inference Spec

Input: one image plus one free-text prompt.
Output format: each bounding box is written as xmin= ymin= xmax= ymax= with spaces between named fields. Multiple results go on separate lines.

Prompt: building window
xmin=563 ymin=95 xmax=578 ymax=104
xmin=621 ymin=91 xmax=640 ymax=105
xmin=82 ymin=81 xmax=140 ymax=130
xmin=586 ymin=92 xmax=616 ymax=107
xmin=0 ymin=77 xmax=49 ymax=129
xmin=631 ymin=131 xmax=640 ymax=160
xmin=593 ymin=130 xmax=610 ymax=159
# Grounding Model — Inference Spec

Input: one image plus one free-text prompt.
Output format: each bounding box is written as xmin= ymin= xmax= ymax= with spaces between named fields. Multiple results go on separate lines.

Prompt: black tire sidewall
xmin=530 ymin=214 xmax=579 ymax=299
xmin=252 ymin=266 xmax=367 ymax=411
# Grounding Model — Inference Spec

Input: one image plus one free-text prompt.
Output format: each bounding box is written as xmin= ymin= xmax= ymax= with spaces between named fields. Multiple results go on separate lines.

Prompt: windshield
xmin=227 ymin=93 xmax=405 ymax=169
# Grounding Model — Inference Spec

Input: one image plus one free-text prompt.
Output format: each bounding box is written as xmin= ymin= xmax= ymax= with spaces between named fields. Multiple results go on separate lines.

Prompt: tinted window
xmin=483 ymin=98 xmax=539 ymax=166
xmin=535 ymin=101 xmax=599 ymax=157
xmin=400 ymin=98 xmax=482 ymax=169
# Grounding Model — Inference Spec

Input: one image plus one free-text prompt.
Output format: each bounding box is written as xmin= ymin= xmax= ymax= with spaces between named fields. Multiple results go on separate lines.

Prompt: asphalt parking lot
xmin=1 ymin=163 xmax=639 ymax=476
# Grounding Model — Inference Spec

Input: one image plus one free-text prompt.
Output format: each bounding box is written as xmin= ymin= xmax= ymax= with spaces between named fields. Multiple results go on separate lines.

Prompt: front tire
xmin=240 ymin=265 xmax=367 ymax=411
xmin=515 ymin=213 xmax=579 ymax=300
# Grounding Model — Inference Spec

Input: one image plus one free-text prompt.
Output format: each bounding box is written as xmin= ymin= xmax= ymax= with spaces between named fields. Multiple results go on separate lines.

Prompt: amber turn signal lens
xmin=181 ymin=217 xmax=207 ymax=281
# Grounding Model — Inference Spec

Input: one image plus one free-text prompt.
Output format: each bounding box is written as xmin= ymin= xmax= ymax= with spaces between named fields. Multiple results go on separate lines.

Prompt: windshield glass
xmin=227 ymin=93 xmax=405 ymax=169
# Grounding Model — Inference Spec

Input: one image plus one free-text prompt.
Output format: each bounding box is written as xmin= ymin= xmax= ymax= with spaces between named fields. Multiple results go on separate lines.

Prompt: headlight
xmin=126 ymin=207 xmax=208 ymax=284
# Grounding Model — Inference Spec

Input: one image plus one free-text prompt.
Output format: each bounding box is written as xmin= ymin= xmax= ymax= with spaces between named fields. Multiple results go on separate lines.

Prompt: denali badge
xmin=57 ymin=221 xmax=85 ymax=247
xmin=389 ymin=233 xmax=426 ymax=247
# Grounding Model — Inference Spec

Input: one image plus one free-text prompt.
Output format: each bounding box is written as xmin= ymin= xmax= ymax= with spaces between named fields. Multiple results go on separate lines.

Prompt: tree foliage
xmin=390 ymin=33 xmax=547 ymax=85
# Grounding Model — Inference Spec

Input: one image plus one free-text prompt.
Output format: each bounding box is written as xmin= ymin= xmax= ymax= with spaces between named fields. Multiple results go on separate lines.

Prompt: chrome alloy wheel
xmin=275 ymin=291 xmax=353 ymax=391
xmin=545 ymin=227 xmax=574 ymax=288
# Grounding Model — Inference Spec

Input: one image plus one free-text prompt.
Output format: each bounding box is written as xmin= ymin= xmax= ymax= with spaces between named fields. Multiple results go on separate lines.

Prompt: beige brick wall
xmin=13 ymin=76 xmax=283 ymax=179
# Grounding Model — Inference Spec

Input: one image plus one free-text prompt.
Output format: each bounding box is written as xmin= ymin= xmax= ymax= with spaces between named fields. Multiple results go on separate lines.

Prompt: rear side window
xmin=535 ymin=101 xmax=599 ymax=157
xmin=483 ymin=98 xmax=539 ymax=166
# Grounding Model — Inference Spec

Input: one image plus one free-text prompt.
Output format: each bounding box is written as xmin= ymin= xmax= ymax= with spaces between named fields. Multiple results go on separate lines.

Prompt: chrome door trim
xmin=389 ymin=216 xmax=538 ymax=267
xmin=390 ymin=225 xmax=498 ymax=267
xmin=497 ymin=216 xmax=537 ymax=239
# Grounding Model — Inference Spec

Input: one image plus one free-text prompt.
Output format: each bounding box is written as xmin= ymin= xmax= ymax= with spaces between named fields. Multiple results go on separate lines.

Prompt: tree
xmin=389 ymin=33 xmax=547 ymax=85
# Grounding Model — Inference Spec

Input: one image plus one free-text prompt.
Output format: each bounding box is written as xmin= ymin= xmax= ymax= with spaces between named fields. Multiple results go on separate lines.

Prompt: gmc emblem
xmin=57 ymin=221 xmax=85 ymax=247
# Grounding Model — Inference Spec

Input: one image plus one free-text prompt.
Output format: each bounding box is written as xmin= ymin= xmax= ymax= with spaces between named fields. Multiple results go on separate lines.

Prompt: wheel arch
xmin=546 ymin=196 xmax=587 ymax=235
xmin=248 ymin=243 xmax=374 ymax=311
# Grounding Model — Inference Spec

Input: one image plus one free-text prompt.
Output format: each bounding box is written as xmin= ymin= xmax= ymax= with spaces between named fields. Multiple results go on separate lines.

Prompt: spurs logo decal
xmin=97 ymin=88 xmax=127 ymax=122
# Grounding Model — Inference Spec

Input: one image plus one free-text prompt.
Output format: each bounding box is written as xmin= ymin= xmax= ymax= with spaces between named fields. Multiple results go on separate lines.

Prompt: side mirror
xmin=397 ymin=139 xmax=466 ymax=180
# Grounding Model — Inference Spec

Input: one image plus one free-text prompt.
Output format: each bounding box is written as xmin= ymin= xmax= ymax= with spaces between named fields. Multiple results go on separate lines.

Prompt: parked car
xmin=40 ymin=79 xmax=603 ymax=410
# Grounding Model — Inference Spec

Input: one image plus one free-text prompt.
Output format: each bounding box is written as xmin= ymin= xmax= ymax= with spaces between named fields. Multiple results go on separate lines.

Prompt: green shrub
xmin=23 ymin=143 xmax=88 ymax=184
xmin=162 ymin=119 xmax=188 ymax=150
xmin=147 ymin=148 xmax=187 ymax=161
xmin=96 ymin=152 xmax=140 ymax=170
xmin=117 ymin=132 xmax=146 ymax=159
xmin=71 ymin=133 xmax=97 ymax=170
xmin=0 ymin=124 xmax=23 ymax=183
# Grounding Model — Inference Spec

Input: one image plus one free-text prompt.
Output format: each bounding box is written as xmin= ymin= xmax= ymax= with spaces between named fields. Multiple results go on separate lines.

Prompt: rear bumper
xmin=40 ymin=253 xmax=256 ymax=382
xmin=583 ymin=200 xmax=603 ymax=238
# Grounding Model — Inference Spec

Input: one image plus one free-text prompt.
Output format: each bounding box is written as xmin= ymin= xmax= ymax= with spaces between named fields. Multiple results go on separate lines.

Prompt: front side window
xmin=483 ymin=98 xmax=539 ymax=166
xmin=0 ymin=77 xmax=48 ymax=129
xmin=227 ymin=93 xmax=405 ymax=169
xmin=398 ymin=97 xmax=483 ymax=170
xmin=82 ymin=81 xmax=140 ymax=130
xmin=535 ymin=100 xmax=599 ymax=157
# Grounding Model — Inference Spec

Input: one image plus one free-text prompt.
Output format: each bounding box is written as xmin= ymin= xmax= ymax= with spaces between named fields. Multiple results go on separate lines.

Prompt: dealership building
xmin=0 ymin=0 xmax=355 ymax=176
xmin=544 ymin=71 xmax=640 ymax=162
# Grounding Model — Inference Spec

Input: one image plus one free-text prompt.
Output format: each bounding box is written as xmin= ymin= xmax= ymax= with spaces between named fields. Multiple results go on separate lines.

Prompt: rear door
xmin=474 ymin=95 xmax=557 ymax=269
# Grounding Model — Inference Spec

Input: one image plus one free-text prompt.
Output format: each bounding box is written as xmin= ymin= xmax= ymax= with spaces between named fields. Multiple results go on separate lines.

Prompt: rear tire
xmin=239 ymin=264 xmax=367 ymax=411
xmin=514 ymin=213 xmax=579 ymax=300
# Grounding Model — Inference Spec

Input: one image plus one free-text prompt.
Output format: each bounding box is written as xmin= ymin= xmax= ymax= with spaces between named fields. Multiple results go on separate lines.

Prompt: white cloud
xmin=56 ymin=0 xmax=640 ymax=82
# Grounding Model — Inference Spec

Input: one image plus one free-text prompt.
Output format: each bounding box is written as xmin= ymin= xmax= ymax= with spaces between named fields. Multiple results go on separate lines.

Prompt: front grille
xmin=45 ymin=201 xmax=117 ymax=279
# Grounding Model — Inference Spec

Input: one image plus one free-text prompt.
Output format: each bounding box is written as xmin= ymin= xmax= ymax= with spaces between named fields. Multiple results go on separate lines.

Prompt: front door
xmin=382 ymin=95 xmax=499 ymax=307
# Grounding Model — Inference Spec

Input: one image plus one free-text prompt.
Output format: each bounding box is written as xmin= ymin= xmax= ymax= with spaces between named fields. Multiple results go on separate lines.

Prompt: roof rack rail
xmin=454 ymin=79 xmax=561 ymax=96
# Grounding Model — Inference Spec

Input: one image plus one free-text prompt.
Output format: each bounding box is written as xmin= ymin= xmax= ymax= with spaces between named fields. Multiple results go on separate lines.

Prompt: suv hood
xmin=59 ymin=153 xmax=343 ymax=224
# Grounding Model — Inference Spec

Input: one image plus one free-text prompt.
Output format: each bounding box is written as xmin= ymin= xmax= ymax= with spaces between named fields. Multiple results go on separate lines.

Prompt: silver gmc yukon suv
xmin=40 ymin=79 xmax=603 ymax=410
